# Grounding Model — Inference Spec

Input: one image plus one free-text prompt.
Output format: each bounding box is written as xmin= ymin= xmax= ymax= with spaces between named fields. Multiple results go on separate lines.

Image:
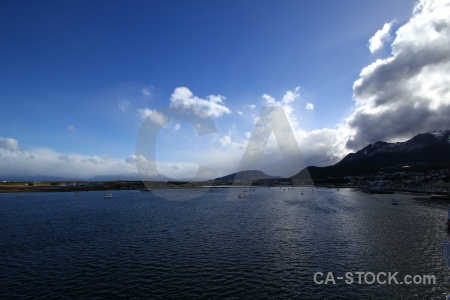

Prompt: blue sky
xmin=1 ymin=0 xmax=449 ymax=179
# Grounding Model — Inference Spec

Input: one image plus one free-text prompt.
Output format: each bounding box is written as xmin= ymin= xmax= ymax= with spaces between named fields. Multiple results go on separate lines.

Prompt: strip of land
xmin=1 ymin=181 xmax=449 ymax=200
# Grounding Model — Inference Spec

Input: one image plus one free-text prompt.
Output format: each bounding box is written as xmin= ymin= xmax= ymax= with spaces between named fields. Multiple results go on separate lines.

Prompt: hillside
xmin=214 ymin=170 xmax=278 ymax=181
xmin=337 ymin=130 xmax=450 ymax=167
xmin=292 ymin=130 xmax=450 ymax=180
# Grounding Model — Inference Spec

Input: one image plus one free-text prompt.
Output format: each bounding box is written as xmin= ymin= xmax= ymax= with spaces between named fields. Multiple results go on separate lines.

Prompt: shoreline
xmin=0 ymin=182 xmax=448 ymax=199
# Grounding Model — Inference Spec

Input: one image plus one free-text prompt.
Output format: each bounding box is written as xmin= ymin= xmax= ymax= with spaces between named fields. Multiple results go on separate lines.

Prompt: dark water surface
xmin=1 ymin=188 xmax=450 ymax=299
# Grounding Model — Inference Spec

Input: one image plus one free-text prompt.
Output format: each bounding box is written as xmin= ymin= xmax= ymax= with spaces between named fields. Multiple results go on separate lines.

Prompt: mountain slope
xmin=337 ymin=130 xmax=450 ymax=166
xmin=292 ymin=130 xmax=450 ymax=180
xmin=214 ymin=170 xmax=278 ymax=181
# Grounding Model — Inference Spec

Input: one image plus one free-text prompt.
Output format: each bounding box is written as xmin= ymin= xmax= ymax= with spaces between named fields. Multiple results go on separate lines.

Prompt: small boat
xmin=75 ymin=191 xmax=82 ymax=195
xmin=103 ymin=193 xmax=114 ymax=199
xmin=16 ymin=194 xmax=25 ymax=197
xmin=392 ymin=199 xmax=399 ymax=205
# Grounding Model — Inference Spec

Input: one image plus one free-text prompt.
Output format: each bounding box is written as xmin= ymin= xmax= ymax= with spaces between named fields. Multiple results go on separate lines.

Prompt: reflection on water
xmin=0 ymin=188 xmax=449 ymax=298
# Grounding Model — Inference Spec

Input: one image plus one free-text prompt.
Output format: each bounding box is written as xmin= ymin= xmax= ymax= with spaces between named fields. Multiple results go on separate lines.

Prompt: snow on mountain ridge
xmin=430 ymin=130 xmax=449 ymax=140
xmin=337 ymin=130 xmax=450 ymax=166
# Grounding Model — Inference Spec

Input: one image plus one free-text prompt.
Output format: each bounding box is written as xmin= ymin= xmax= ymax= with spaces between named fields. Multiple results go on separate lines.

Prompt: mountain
xmin=292 ymin=130 xmax=450 ymax=180
xmin=337 ymin=130 xmax=450 ymax=167
xmin=214 ymin=170 xmax=279 ymax=181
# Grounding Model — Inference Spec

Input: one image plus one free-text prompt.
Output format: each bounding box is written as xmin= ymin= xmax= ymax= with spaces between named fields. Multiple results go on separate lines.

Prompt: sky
xmin=1 ymin=0 xmax=450 ymax=180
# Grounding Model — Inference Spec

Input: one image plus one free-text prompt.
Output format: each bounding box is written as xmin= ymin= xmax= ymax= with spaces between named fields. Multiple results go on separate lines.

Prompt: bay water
xmin=1 ymin=188 xmax=449 ymax=299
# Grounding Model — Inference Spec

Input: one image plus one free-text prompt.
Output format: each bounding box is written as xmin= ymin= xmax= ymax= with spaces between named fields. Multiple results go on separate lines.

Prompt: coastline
xmin=1 ymin=181 xmax=449 ymax=200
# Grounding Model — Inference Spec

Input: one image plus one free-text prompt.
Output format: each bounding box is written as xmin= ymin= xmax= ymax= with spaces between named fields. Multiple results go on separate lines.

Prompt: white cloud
xmin=194 ymin=143 xmax=247 ymax=178
xmin=237 ymin=111 xmax=243 ymax=116
xmin=219 ymin=135 xmax=231 ymax=146
xmin=281 ymin=87 xmax=300 ymax=104
xmin=67 ymin=125 xmax=76 ymax=131
xmin=347 ymin=0 xmax=450 ymax=150
xmin=137 ymin=108 xmax=167 ymax=126
xmin=174 ymin=123 xmax=181 ymax=131
xmin=305 ymin=103 xmax=314 ymax=110
xmin=248 ymin=105 xmax=351 ymax=174
xmin=262 ymin=94 xmax=276 ymax=105
xmin=262 ymin=86 xmax=301 ymax=128
xmin=170 ymin=87 xmax=232 ymax=118
xmin=195 ymin=125 xmax=347 ymax=177
xmin=118 ymin=98 xmax=130 ymax=112
xmin=294 ymin=125 xmax=353 ymax=167
xmin=263 ymin=87 xmax=300 ymax=107
xmin=0 ymin=137 xmax=20 ymax=151
xmin=281 ymin=0 xmax=450 ymax=164
xmin=7 ymin=0 xmax=450 ymax=180
xmin=0 ymin=138 xmax=138 ymax=179
xmin=154 ymin=162 xmax=216 ymax=180
xmin=368 ymin=21 xmax=394 ymax=54
xmin=142 ymin=87 xmax=152 ymax=97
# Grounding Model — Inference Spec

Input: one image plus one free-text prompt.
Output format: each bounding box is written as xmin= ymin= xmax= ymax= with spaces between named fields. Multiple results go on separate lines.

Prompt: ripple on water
xmin=0 ymin=189 xmax=448 ymax=298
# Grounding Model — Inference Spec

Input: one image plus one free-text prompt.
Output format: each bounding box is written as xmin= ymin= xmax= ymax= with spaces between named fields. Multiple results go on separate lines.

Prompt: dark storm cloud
xmin=346 ymin=0 xmax=450 ymax=150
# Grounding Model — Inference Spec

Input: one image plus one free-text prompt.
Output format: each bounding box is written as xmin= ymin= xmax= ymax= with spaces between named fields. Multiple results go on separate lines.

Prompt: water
xmin=1 ymin=188 xmax=450 ymax=299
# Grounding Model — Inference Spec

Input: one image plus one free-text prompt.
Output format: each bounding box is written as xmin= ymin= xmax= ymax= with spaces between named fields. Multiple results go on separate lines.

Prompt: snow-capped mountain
xmin=291 ymin=130 xmax=450 ymax=181
xmin=337 ymin=130 xmax=450 ymax=166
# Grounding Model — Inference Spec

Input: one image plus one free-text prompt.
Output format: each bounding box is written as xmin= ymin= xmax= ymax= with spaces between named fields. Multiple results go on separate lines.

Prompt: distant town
xmin=1 ymin=166 xmax=450 ymax=196
xmin=2 ymin=130 xmax=450 ymax=196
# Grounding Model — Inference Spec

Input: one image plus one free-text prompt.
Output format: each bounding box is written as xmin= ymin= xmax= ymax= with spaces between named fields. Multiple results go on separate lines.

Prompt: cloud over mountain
xmin=2 ymin=0 xmax=450 ymax=180
xmin=0 ymin=139 xmax=137 ymax=179
xmin=346 ymin=0 xmax=450 ymax=151
xmin=0 ymin=137 xmax=20 ymax=152
xmin=253 ymin=0 xmax=450 ymax=168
